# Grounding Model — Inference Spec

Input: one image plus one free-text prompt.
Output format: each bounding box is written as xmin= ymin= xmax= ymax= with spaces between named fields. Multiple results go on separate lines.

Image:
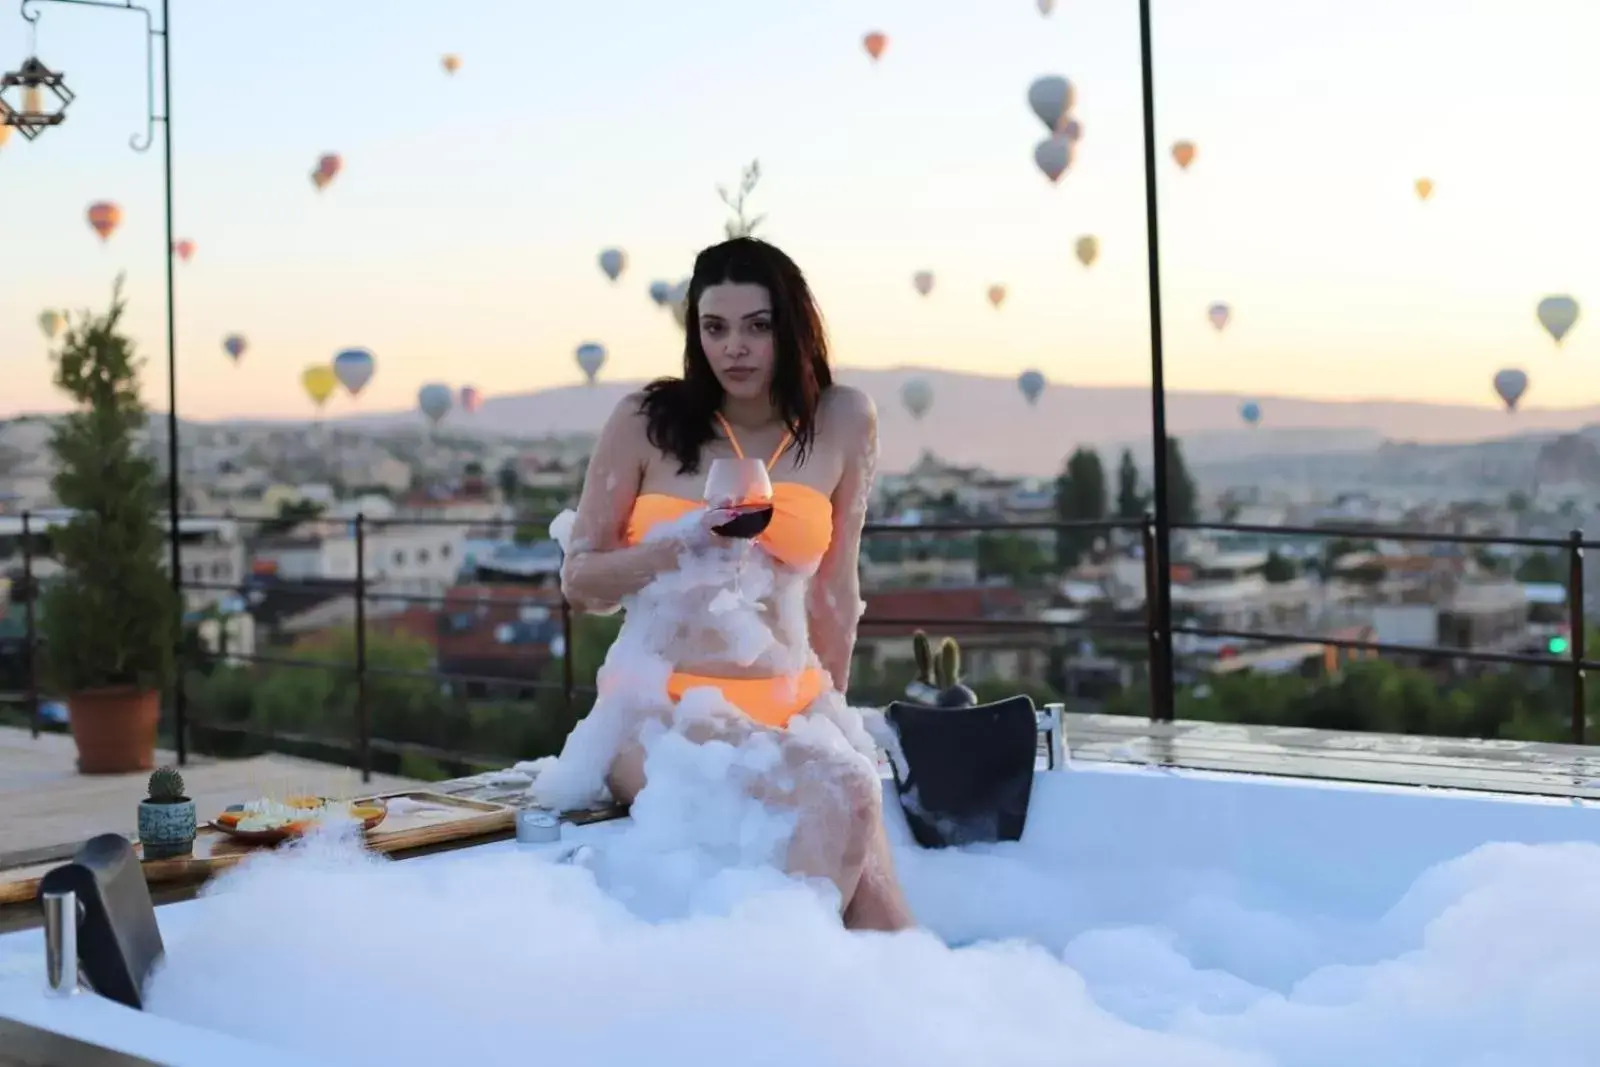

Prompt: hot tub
xmin=1 ymin=761 xmax=1596 ymax=1066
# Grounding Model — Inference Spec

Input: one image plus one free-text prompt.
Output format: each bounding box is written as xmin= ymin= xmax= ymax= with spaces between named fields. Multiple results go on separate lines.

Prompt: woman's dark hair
xmin=638 ymin=237 xmax=833 ymax=474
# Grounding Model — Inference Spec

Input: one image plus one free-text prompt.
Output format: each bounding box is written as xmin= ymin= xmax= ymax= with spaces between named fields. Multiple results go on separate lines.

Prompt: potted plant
xmin=138 ymin=766 xmax=196 ymax=859
xmin=37 ymin=280 xmax=179 ymax=774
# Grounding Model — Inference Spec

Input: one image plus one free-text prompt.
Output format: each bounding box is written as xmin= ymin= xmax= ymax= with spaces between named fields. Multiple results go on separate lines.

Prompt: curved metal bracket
xmin=19 ymin=0 xmax=164 ymax=152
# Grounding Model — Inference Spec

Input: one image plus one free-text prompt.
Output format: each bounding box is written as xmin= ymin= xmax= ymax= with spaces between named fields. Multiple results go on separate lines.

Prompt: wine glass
xmin=705 ymin=457 xmax=775 ymax=538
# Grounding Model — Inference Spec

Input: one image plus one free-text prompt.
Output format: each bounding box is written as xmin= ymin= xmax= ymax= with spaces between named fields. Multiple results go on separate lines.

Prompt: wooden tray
xmin=0 ymin=790 xmax=514 ymax=907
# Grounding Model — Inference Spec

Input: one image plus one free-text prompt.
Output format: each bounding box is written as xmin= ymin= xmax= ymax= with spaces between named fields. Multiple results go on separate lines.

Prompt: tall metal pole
xmin=1137 ymin=0 xmax=1176 ymax=721
xmin=158 ymin=0 xmax=184 ymax=764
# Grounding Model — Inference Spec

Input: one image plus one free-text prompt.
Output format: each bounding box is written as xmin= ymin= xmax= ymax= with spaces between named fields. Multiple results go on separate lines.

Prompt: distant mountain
xmin=192 ymin=368 xmax=1600 ymax=479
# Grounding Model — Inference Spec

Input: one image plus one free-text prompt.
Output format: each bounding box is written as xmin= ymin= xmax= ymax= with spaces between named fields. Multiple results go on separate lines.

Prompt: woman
xmin=554 ymin=237 xmax=914 ymax=932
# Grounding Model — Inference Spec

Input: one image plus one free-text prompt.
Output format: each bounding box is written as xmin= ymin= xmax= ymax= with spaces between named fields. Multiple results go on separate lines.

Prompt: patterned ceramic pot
xmin=138 ymin=798 xmax=196 ymax=860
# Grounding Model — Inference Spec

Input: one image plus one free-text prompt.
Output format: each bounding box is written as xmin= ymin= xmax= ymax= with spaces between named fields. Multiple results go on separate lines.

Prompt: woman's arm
xmin=559 ymin=396 xmax=684 ymax=614
xmin=808 ymin=387 xmax=879 ymax=693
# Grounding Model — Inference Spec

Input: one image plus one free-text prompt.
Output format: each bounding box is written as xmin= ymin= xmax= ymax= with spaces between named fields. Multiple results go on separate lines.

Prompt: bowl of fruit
xmin=211 ymin=795 xmax=388 ymax=844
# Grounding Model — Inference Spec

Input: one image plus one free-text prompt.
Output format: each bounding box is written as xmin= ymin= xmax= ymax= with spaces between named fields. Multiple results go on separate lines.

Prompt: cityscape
xmin=2 ymin=1 xmax=1599 ymax=1064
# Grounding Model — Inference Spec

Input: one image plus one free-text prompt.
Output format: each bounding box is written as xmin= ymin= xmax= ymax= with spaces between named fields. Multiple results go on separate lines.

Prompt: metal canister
xmin=516 ymin=807 xmax=562 ymax=844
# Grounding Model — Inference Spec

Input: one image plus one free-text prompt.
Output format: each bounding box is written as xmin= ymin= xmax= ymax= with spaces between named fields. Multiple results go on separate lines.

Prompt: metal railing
xmin=4 ymin=509 xmax=1593 ymax=781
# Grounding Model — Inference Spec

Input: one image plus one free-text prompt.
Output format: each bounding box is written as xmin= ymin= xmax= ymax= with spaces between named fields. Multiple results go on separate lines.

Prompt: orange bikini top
xmin=625 ymin=413 xmax=833 ymax=568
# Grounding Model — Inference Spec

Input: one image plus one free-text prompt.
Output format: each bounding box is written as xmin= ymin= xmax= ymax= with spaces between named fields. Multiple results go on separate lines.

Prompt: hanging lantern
xmin=0 ymin=57 xmax=74 ymax=140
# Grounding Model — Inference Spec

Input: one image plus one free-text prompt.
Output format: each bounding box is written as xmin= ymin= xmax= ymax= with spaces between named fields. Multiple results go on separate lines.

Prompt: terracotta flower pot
xmin=68 ymin=687 xmax=161 ymax=775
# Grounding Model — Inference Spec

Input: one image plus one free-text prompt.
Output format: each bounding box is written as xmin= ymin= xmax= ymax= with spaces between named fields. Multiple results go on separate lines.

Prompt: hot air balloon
xmin=1075 ymin=236 xmax=1099 ymax=268
xmin=418 ymin=383 xmax=453 ymax=425
xmin=1172 ymin=141 xmax=1197 ymax=170
xmin=863 ymin=31 xmax=887 ymax=61
xmin=1018 ymin=370 xmax=1046 ymax=406
xmin=172 ymin=239 xmax=196 ymax=263
xmin=669 ymin=280 xmax=691 ymax=329
xmin=1037 ymin=0 xmax=1056 ymax=13
xmin=87 ymin=201 xmax=121 ymax=242
xmin=598 ymin=248 xmax=627 ymax=283
xmin=1026 ymin=76 xmax=1076 ymax=135
xmin=1208 ymin=302 xmax=1231 ymax=331
xmin=441 ymin=54 xmax=461 ymax=75
xmin=901 ymin=378 xmax=933 ymax=421
xmin=38 ymin=310 xmax=63 ymax=340
xmin=987 ymin=285 xmax=1008 ymax=309
xmin=222 ymin=334 xmax=246 ymax=363
xmin=332 ymin=348 xmax=376 ymax=396
xmin=575 ymin=342 xmax=606 ymax=385
xmin=302 ymin=365 xmax=338 ymax=410
xmin=312 ymin=153 xmax=342 ymax=192
xmin=1239 ymin=400 xmax=1262 ymax=426
xmin=1414 ymin=178 xmax=1434 ymax=202
xmin=1493 ymin=369 xmax=1528 ymax=412
xmin=913 ymin=271 xmax=935 ymax=297
xmin=460 ymin=385 xmax=482 ymax=414
xmin=1034 ymin=135 xmax=1073 ymax=183
xmin=1537 ymin=295 xmax=1580 ymax=345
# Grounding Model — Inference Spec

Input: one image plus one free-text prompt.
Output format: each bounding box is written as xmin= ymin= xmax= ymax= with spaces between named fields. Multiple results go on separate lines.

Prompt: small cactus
xmin=912 ymin=630 xmax=934 ymax=687
xmin=934 ymin=636 xmax=979 ymax=708
xmin=935 ymin=637 xmax=960 ymax=689
xmin=147 ymin=766 xmax=186 ymax=803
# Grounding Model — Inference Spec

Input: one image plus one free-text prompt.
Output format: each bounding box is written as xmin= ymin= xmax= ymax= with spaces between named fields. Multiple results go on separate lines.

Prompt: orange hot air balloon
xmin=987 ymin=284 xmax=1007 ymax=309
xmin=87 ymin=202 xmax=122 ymax=242
xmin=1414 ymin=177 xmax=1434 ymax=202
xmin=310 ymin=169 xmax=330 ymax=191
xmin=441 ymin=54 xmax=460 ymax=75
xmin=173 ymin=239 xmax=196 ymax=263
xmin=863 ymin=31 xmax=887 ymax=61
xmin=1171 ymin=141 xmax=1197 ymax=170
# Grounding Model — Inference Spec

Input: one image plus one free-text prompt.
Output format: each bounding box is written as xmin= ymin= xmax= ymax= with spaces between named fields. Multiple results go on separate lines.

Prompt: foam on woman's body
xmin=529 ymin=507 xmax=877 ymax=814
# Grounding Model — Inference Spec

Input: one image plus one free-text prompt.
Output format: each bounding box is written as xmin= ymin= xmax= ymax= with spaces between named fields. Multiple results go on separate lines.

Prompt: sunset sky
xmin=1 ymin=0 xmax=1596 ymax=422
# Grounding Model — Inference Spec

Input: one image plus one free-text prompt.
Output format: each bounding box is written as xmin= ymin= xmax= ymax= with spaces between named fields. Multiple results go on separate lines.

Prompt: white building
xmin=254 ymin=523 xmax=467 ymax=603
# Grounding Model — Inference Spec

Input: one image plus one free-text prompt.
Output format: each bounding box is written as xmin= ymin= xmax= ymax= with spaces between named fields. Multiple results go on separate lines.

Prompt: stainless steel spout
xmin=42 ymin=888 xmax=78 ymax=997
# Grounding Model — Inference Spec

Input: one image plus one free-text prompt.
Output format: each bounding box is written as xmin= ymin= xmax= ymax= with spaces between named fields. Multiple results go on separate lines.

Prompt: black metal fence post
xmin=1567 ymin=528 xmax=1586 ymax=745
xmin=354 ymin=514 xmax=370 ymax=782
xmin=1142 ymin=511 xmax=1174 ymax=722
xmin=1136 ymin=0 xmax=1177 ymax=725
xmin=21 ymin=511 xmax=39 ymax=739
xmin=560 ymin=596 xmax=575 ymax=714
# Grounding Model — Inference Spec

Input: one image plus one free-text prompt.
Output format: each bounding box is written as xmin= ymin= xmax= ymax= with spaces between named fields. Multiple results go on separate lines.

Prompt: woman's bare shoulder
xmin=820 ymin=383 xmax=877 ymax=430
xmin=600 ymin=392 xmax=651 ymax=442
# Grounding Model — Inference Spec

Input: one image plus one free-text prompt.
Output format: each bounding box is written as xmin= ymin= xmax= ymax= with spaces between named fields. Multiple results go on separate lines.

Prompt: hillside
xmin=304 ymin=368 xmax=1600 ymax=478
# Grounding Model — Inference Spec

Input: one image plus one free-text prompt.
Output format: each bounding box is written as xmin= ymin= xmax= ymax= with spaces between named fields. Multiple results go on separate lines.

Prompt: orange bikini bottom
xmin=666 ymin=667 xmax=827 ymax=729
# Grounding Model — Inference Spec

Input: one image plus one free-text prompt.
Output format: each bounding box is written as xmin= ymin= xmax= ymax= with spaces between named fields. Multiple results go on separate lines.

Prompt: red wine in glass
xmin=705 ymin=458 xmax=775 ymax=539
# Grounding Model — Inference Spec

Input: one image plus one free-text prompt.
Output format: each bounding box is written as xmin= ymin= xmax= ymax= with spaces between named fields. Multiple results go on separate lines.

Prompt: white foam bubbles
xmin=142 ymin=774 xmax=1600 ymax=1066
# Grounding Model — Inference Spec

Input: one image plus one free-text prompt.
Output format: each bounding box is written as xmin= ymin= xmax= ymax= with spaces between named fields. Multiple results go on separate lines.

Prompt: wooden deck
xmin=0 ymin=727 xmax=425 ymax=864
xmin=1061 ymin=713 xmax=1600 ymax=799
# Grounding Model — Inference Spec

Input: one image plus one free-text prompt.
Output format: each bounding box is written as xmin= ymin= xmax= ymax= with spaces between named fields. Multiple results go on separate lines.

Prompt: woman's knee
xmin=606 ymin=738 xmax=648 ymax=806
xmin=788 ymin=743 xmax=881 ymax=826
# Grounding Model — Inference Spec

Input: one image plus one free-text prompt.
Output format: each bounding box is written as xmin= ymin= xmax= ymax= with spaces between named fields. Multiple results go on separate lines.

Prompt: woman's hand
xmin=685 ymin=498 xmax=741 ymax=547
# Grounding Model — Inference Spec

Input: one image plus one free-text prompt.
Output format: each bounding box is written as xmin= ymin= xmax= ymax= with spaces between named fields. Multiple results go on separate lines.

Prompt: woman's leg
xmin=605 ymin=716 xmax=912 ymax=930
xmin=842 ymin=810 xmax=916 ymax=932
